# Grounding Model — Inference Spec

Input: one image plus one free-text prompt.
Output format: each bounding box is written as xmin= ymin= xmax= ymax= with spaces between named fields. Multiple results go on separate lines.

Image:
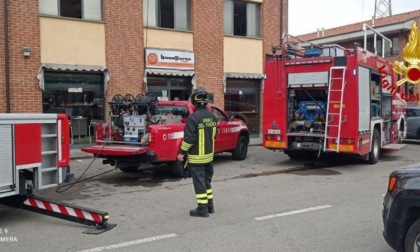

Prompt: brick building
xmin=0 ymin=0 xmax=288 ymax=142
xmin=297 ymin=9 xmax=420 ymax=106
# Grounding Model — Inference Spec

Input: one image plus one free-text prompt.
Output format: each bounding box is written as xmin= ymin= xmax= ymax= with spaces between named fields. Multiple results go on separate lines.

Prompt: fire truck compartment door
xmin=0 ymin=125 xmax=14 ymax=192
xmin=82 ymin=145 xmax=149 ymax=156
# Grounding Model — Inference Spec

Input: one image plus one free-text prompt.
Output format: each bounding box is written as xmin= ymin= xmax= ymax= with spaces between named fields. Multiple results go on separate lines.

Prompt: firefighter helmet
xmin=191 ymin=87 xmax=209 ymax=106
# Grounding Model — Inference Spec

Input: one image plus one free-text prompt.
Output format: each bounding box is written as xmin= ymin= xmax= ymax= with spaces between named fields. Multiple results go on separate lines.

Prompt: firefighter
xmin=177 ymin=87 xmax=218 ymax=217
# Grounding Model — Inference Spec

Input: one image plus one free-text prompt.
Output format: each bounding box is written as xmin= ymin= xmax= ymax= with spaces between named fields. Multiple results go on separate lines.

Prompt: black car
xmin=383 ymin=164 xmax=420 ymax=252
xmin=406 ymin=106 xmax=420 ymax=139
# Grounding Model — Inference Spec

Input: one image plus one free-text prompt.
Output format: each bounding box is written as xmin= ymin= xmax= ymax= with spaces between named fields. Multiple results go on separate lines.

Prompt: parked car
xmin=383 ymin=164 xmax=420 ymax=252
xmin=406 ymin=106 xmax=420 ymax=139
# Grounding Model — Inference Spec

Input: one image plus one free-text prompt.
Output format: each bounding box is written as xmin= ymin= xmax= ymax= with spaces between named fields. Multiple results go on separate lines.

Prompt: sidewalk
xmin=70 ymin=137 xmax=263 ymax=160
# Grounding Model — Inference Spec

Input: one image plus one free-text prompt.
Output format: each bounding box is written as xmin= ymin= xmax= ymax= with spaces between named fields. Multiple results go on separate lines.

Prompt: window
xmin=143 ymin=0 xmax=191 ymax=30
xmin=376 ymin=37 xmax=399 ymax=56
xmin=407 ymin=109 xmax=420 ymax=117
xmin=224 ymin=0 xmax=260 ymax=37
xmin=39 ymin=0 xmax=102 ymax=21
xmin=42 ymin=71 xmax=105 ymax=124
xmin=212 ymin=107 xmax=228 ymax=122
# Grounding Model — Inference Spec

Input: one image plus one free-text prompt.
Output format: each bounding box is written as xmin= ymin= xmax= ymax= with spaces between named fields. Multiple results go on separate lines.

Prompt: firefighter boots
xmin=190 ymin=204 xmax=209 ymax=217
xmin=208 ymin=199 xmax=214 ymax=214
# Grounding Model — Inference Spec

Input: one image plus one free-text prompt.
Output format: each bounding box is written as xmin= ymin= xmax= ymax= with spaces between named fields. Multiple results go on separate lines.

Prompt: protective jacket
xmin=180 ymin=106 xmax=218 ymax=164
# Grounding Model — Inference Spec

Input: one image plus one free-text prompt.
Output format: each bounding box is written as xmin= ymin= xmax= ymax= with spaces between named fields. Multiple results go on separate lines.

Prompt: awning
xmin=145 ymin=68 xmax=195 ymax=77
xmin=41 ymin=63 xmax=106 ymax=72
xmin=143 ymin=68 xmax=196 ymax=92
xmin=223 ymin=72 xmax=266 ymax=93
xmin=37 ymin=63 xmax=110 ymax=92
xmin=224 ymin=72 xmax=265 ymax=79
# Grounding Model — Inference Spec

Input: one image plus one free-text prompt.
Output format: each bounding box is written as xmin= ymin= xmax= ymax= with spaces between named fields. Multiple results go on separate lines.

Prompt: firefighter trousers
xmin=189 ymin=163 xmax=214 ymax=205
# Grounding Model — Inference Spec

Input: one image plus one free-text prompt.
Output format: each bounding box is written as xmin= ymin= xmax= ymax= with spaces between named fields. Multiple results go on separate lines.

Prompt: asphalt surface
xmin=1 ymin=141 xmax=420 ymax=251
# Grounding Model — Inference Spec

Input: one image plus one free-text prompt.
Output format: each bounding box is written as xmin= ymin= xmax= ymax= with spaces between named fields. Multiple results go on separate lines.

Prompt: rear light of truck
xmin=265 ymin=134 xmax=282 ymax=141
xmin=388 ymin=177 xmax=397 ymax=192
xmin=148 ymin=128 xmax=155 ymax=146
xmin=335 ymin=138 xmax=355 ymax=144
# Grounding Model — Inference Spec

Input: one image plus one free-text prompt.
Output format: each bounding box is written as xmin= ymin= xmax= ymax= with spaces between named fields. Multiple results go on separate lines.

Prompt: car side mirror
xmin=228 ymin=114 xmax=235 ymax=121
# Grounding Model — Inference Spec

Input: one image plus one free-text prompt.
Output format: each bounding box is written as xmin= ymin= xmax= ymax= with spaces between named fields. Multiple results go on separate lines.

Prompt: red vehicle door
xmin=209 ymin=105 xmax=235 ymax=151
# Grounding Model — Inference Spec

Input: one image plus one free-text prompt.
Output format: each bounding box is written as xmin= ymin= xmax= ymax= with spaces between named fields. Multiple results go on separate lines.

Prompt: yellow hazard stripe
xmin=265 ymin=141 xmax=286 ymax=148
xmin=197 ymin=199 xmax=208 ymax=204
xmin=206 ymin=189 xmax=213 ymax=194
xmin=329 ymin=144 xmax=354 ymax=152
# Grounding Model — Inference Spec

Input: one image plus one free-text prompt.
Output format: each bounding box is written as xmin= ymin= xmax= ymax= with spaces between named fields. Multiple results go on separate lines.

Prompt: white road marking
xmin=77 ymin=233 xmax=177 ymax=252
xmin=255 ymin=205 xmax=332 ymax=221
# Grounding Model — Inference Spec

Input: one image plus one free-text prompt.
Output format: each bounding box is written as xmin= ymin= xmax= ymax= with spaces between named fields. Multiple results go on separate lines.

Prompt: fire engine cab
xmin=263 ymin=24 xmax=407 ymax=164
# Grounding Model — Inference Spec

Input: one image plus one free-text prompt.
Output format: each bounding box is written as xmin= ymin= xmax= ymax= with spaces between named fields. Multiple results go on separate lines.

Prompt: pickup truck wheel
xmin=168 ymin=161 xmax=184 ymax=178
xmin=119 ymin=166 xmax=139 ymax=173
xmin=367 ymin=129 xmax=380 ymax=164
xmin=232 ymin=135 xmax=248 ymax=160
xmin=405 ymin=219 xmax=420 ymax=252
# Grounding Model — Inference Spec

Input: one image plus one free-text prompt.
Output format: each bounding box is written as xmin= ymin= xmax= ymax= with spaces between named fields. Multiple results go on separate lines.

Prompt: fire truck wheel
xmin=169 ymin=160 xmax=184 ymax=178
xmin=232 ymin=135 xmax=248 ymax=160
xmin=119 ymin=166 xmax=139 ymax=173
xmin=367 ymin=129 xmax=380 ymax=164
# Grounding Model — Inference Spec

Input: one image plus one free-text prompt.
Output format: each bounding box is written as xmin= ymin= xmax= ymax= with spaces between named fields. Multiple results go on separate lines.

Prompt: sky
xmin=289 ymin=0 xmax=420 ymax=35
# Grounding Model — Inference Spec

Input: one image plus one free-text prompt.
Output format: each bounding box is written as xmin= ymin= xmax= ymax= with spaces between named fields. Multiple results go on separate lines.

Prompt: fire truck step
xmin=22 ymin=195 xmax=116 ymax=234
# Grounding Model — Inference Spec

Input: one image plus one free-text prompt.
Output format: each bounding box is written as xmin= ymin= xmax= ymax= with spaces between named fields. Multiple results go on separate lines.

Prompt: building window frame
xmin=143 ymin=0 xmax=191 ymax=31
xmin=39 ymin=0 xmax=103 ymax=21
xmin=223 ymin=0 xmax=260 ymax=38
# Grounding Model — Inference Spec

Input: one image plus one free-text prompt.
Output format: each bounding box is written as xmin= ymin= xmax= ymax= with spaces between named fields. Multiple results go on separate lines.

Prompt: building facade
xmin=297 ymin=10 xmax=420 ymax=106
xmin=0 ymin=0 xmax=288 ymax=142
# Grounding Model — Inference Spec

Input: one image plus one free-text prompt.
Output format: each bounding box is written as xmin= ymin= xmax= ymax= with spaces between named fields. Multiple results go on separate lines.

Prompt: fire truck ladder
xmin=324 ymin=66 xmax=347 ymax=152
xmin=2 ymin=195 xmax=116 ymax=234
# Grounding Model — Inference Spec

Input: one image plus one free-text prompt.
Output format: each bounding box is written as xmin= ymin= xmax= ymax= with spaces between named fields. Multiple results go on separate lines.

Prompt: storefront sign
xmin=145 ymin=49 xmax=194 ymax=70
xmin=68 ymin=87 xmax=83 ymax=93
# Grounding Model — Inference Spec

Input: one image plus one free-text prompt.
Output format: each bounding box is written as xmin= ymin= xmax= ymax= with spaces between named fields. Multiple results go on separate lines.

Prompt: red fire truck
xmin=263 ymin=25 xmax=407 ymax=164
xmin=0 ymin=114 xmax=113 ymax=233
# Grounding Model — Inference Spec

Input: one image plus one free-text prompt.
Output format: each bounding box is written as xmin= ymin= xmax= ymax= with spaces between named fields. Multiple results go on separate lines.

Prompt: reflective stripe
xmin=181 ymin=141 xmax=193 ymax=151
xmin=199 ymin=129 xmax=204 ymax=156
xmin=212 ymin=127 xmax=216 ymax=151
xmin=197 ymin=199 xmax=208 ymax=204
xmin=188 ymin=155 xmax=213 ymax=164
xmin=207 ymin=189 xmax=213 ymax=199
xmin=196 ymin=193 xmax=207 ymax=199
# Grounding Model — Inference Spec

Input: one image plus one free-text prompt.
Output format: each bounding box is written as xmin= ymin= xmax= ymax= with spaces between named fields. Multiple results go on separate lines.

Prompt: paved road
xmin=1 ymin=142 xmax=420 ymax=252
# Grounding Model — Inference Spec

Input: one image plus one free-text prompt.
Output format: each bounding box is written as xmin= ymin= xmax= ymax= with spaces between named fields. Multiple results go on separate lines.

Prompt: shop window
xmin=224 ymin=0 xmax=260 ymax=37
xmin=42 ymin=71 xmax=105 ymax=128
xmin=39 ymin=0 xmax=102 ymax=21
xmin=143 ymin=0 xmax=191 ymax=30
xmin=225 ymin=79 xmax=260 ymax=136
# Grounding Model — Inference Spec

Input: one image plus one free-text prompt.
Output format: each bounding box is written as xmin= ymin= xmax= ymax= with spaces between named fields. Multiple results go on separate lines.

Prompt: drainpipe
xmin=280 ymin=0 xmax=284 ymax=44
xmin=3 ymin=0 xmax=10 ymax=113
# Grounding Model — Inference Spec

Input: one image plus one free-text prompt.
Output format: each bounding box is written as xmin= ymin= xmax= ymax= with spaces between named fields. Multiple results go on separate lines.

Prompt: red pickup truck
xmin=81 ymin=100 xmax=249 ymax=177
